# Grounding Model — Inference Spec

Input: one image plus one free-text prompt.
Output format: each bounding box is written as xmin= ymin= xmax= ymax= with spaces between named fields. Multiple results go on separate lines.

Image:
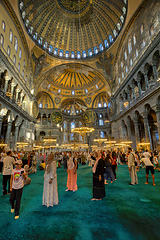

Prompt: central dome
xmin=57 ymin=0 xmax=90 ymax=13
xmin=19 ymin=0 xmax=128 ymax=59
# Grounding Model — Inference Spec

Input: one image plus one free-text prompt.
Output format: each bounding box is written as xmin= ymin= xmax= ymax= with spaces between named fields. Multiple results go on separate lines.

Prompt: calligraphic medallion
xmin=51 ymin=111 xmax=63 ymax=125
xmin=32 ymin=101 xmax=39 ymax=118
xmin=83 ymin=110 xmax=97 ymax=125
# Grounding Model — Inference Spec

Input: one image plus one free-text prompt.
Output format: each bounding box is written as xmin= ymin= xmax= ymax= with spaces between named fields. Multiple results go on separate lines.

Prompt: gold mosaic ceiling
xmin=19 ymin=0 xmax=128 ymax=59
xmin=38 ymin=63 xmax=107 ymax=97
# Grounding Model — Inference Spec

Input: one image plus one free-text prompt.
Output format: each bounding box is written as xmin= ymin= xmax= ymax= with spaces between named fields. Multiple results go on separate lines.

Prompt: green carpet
xmin=0 ymin=165 xmax=160 ymax=240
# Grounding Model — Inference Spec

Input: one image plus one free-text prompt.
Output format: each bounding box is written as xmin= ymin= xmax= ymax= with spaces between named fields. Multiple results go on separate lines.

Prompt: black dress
xmin=93 ymin=158 xmax=106 ymax=199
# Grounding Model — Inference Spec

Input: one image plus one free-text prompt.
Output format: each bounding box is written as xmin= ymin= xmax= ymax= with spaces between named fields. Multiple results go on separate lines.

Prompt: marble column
xmin=4 ymin=76 xmax=10 ymax=94
xmin=152 ymin=64 xmax=158 ymax=81
xmin=155 ymin=107 xmax=160 ymax=140
xmin=11 ymin=84 xmax=15 ymax=99
xmin=16 ymin=89 xmax=20 ymax=102
xmin=5 ymin=121 xmax=12 ymax=144
xmin=143 ymin=112 xmax=152 ymax=150
xmin=133 ymin=116 xmax=140 ymax=149
xmin=144 ymin=73 xmax=149 ymax=89
xmin=14 ymin=125 xmax=20 ymax=150
xmin=131 ymin=85 xmax=136 ymax=100
xmin=137 ymin=79 xmax=142 ymax=96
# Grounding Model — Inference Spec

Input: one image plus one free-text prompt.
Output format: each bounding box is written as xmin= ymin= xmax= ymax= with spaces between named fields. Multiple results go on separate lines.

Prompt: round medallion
xmin=32 ymin=101 xmax=39 ymax=118
xmin=57 ymin=0 xmax=89 ymax=13
xmin=51 ymin=111 xmax=63 ymax=125
xmin=83 ymin=110 xmax=97 ymax=125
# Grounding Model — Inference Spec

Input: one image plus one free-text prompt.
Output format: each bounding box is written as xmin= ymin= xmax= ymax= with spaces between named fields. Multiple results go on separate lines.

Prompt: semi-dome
xmin=19 ymin=0 xmax=128 ymax=60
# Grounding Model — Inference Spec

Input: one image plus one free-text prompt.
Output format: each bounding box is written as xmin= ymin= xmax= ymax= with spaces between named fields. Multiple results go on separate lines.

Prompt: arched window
xmin=128 ymin=39 xmax=132 ymax=54
xmin=14 ymin=37 xmax=18 ymax=52
xmin=38 ymin=37 xmax=43 ymax=45
xmin=9 ymin=30 xmax=13 ymax=43
xmin=113 ymin=29 xmax=117 ymax=37
xmin=100 ymin=131 xmax=105 ymax=138
xmin=13 ymin=55 xmax=16 ymax=65
xmin=70 ymin=133 xmax=74 ymax=141
xmin=104 ymin=40 xmax=109 ymax=48
xmin=117 ymin=23 xmax=121 ymax=30
xmin=29 ymin=26 xmax=33 ymax=34
xmin=2 ymin=21 xmax=5 ymax=31
xmin=22 ymin=70 xmax=24 ymax=77
xmin=122 ymin=72 xmax=124 ymax=78
xmin=99 ymin=114 xmax=103 ymax=118
xmin=20 ymin=2 xmax=24 ymax=10
xmin=64 ymin=121 xmax=67 ymax=130
xmin=71 ymin=122 xmax=75 ymax=129
xmin=72 ymin=91 xmax=75 ymax=95
xmin=99 ymin=44 xmax=104 ymax=51
xmin=71 ymin=51 xmax=75 ymax=58
xmin=49 ymin=45 xmax=53 ymax=53
xmin=7 ymin=46 xmax=11 ymax=56
xmin=122 ymin=7 xmax=126 ymax=14
xmin=88 ymin=49 xmax=92 ymax=56
xmin=104 ymin=103 xmax=107 ymax=107
xmin=109 ymin=35 xmax=113 ymax=43
xmin=85 ymin=89 xmax=88 ymax=94
xmin=64 ymin=133 xmax=66 ymax=141
xmin=59 ymin=50 xmax=63 ymax=57
xmin=130 ymin=59 xmax=133 ymax=66
xmin=99 ymin=119 xmax=104 ymax=126
xmin=136 ymin=49 xmax=138 ymax=57
xmin=65 ymin=51 xmax=69 ymax=58
xmin=98 ymin=103 xmax=102 ymax=108
xmin=133 ymin=34 xmax=136 ymax=45
xmin=82 ymin=51 xmax=86 ymax=58
xmin=119 ymin=78 xmax=121 ymax=84
xmin=120 ymin=15 xmax=124 ymax=23
xmin=121 ymin=61 xmax=123 ymax=68
xmin=140 ymin=24 xmax=144 ymax=34
xmin=94 ymin=47 xmax=98 ymax=54
xmin=25 ymin=76 xmax=27 ymax=82
xmin=19 ymin=48 xmax=22 ymax=59
xmin=43 ymin=41 xmax=47 ymax=49
xmin=33 ymin=32 xmax=38 ymax=40
xmin=54 ymin=48 xmax=58 ymax=55
xmin=126 ymin=66 xmax=128 ymax=73
xmin=77 ymin=51 xmax=81 ymax=59
xmin=25 ymin=19 xmax=29 ymax=27
xmin=124 ymin=50 xmax=127 ymax=60
xmin=22 ymin=11 xmax=26 ymax=19
xmin=142 ymin=39 xmax=145 ymax=48
xmin=39 ymin=103 xmax=42 ymax=108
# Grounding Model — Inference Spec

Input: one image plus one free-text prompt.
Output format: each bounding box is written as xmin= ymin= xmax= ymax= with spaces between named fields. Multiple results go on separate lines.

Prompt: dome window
xmin=82 ymin=51 xmax=86 ymax=58
xmin=20 ymin=2 xmax=24 ymax=10
xmin=124 ymin=50 xmax=127 ymax=60
xmin=54 ymin=48 xmax=58 ymax=55
xmin=104 ymin=40 xmax=109 ymax=48
xmin=25 ymin=19 xmax=29 ymax=27
xmin=94 ymin=47 xmax=98 ymax=54
xmin=49 ymin=45 xmax=53 ymax=53
xmin=133 ymin=34 xmax=136 ymax=45
xmin=98 ymin=103 xmax=102 ymax=108
xmin=85 ymin=89 xmax=88 ymax=93
xmin=88 ymin=49 xmax=93 ymax=56
xmin=65 ymin=51 xmax=69 ymax=58
xmin=117 ymin=23 xmax=121 ymax=30
xmin=59 ymin=50 xmax=63 ymax=57
xmin=71 ymin=51 xmax=75 ymax=58
xmin=113 ymin=29 xmax=117 ymax=37
xmin=14 ymin=37 xmax=18 ymax=52
xmin=122 ymin=72 xmax=124 ymax=78
xmin=96 ymin=84 xmax=98 ymax=89
xmin=72 ymin=91 xmax=75 ymax=95
xmin=76 ymin=110 xmax=79 ymax=114
xmin=120 ymin=15 xmax=124 ymax=23
xmin=104 ymin=103 xmax=107 ymax=107
xmin=39 ymin=103 xmax=42 ymax=108
xmin=122 ymin=7 xmax=126 ymax=14
xmin=38 ymin=37 xmax=43 ymax=45
xmin=99 ymin=44 xmax=104 ymax=51
xmin=77 ymin=51 xmax=81 ymax=59
xmin=99 ymin=119 xmax=104 ymax=126
xmin=43 ymin=42 xmax=47 ymax=49
xmin=9 ymin=30 xmax=13 ymax=43
xmin=109 ymin=35 xmax=113 ymax=43
xmin=22 ymin=11 xmax=26 ymax=19
xmin=33 ymin=32 xmax=38 ymax=40
xmin=58 ymin=89 xmax=61 ymax=93
xmin=130 ymin=59 xmax=133 ymax=66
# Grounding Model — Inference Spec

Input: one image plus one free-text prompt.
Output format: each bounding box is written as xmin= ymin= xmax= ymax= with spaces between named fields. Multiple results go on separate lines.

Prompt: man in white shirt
xmin=141 ymin=156 xmax=155 ymax=186
xmin=128 ymin=147 xmax=138 ymax=185
xmin=143 ymin=149 xmax=151 ymax=159
xmin=2 ymin=151 xmax=15 ymax=195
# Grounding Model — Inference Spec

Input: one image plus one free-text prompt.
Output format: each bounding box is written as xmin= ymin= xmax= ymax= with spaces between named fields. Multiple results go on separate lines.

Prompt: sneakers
xmin=65 ymin=189 xmax=69 ymax=192
xmin=11 ymin=209 xmax=14 ymax=213
xmin=15 ymin=216 xmax=19 ymax=220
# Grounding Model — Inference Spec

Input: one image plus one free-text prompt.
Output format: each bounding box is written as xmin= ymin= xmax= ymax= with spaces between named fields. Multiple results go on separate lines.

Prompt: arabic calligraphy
xmin=32 ymin=101 xmax=39 ymax=118
xmin=83 ymin=110 xmax=97 ymax=125
xmin=51 ymin=111 xmax=63 ymax=124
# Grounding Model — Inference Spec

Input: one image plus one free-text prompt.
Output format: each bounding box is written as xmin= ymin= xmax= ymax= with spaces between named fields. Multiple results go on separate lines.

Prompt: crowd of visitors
xmin=0 ymin=147 xmax=160 ymax=219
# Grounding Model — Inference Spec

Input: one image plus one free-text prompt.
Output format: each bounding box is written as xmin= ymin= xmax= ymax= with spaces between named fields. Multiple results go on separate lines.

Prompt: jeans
xmin=10 ymin=188 xmax=23 ymax=216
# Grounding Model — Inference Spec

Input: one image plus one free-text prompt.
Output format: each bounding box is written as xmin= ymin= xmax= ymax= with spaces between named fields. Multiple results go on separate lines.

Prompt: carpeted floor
xmin=0 ymin=165 xmax=160 ymax=240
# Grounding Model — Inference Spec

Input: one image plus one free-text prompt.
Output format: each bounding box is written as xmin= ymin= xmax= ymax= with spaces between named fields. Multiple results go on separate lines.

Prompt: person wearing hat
xmin=9 ymin=159 xmax=26 ymax=219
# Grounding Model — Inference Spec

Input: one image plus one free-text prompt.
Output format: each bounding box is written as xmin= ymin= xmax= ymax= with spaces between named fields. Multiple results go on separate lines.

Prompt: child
xmin=10 ymin=159 xmax=26 ymax=219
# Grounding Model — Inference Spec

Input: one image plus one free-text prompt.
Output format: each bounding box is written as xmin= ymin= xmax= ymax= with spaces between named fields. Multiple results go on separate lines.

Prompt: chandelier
xmin=17 ymin=142 xmax=29 ymax=148
xmin=0 ymin=139 xmax=7 ymax=148
xmin=71 ymin=127 xmax=94 ymax=139
xmin=94 ymin=138 xmax=108 ymax=145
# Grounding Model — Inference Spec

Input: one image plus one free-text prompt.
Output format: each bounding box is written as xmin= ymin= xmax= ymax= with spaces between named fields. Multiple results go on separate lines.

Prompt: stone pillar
xmin=144 ymin=73 xmax=149 ymax=89
xmin=5 ymin=121 xmax=12 ymax=144
xmin=137 ymin=78 xmax=142 ymax=96
xmin=126 ymin=120 xmax=134 ymax=149
xmin=14 ymin=125 xmax=20 ymax=150
xmin=16 ymin=89 xmax=20 ymax=102
xmin=11 ymin=83 xmax=15 ymax=99
xmin=133 ymin=116 xmax=140 ymax=149
xmin=0 ymin=116 xmax=3 ymax=135
xmin=152 ymin=64 xmax=158 ymax=81
xmin=4 ymin=76 xmax=10 ymax=94
xmin=155 ymin=107 xmax=160 ymax=141
xmin=131 ymin=85 xmax=136 ymax=100
xmin=46 ymin=114 xmax=48 ymax=126
xmin=143 ymin=112 xmax=152 ymax=150
xmin=41 ymin=114 xmax=43 ymax=125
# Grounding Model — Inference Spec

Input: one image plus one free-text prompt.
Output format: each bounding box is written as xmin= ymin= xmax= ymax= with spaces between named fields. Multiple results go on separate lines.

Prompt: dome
xmin=92 ymin=92 xmax=110 ymax=108
xmin=36 ymin=91 xmax=54 ymax=109
xmin=19 ymin=0 xmax=128 ymax=59
xmin=39 ymin=63 xmax=108 ymax=97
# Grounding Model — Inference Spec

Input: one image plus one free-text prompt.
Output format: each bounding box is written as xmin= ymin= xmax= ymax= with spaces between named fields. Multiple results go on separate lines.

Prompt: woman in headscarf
xmin=66 ymin=151 xmax=77 ymax=192
xmin=92 ymin=151 xmax=105 ymax=201
xmin=43 ymin=153 xmax=58 ymax=207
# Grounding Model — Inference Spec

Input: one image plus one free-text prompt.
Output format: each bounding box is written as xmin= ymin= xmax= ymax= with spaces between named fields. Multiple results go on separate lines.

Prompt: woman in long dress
xmin=43 ymin=153 xmax=58 ymax=207
xmin=92 ymin=151 xmax=105 ymax=201
xmin=66 ymin=152 xmax=77 ymax=192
